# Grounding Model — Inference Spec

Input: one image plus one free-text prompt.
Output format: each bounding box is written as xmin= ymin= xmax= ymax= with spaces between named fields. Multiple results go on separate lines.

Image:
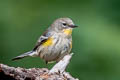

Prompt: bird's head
xmin=51 ymin=17 xmax=78 ymax=35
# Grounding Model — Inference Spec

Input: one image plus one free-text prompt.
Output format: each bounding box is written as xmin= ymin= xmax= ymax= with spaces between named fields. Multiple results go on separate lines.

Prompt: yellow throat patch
xmin=63 ymin=29 xmax=72 ymax=35
xmin=43 ymin=37 xmax=53 ymax=47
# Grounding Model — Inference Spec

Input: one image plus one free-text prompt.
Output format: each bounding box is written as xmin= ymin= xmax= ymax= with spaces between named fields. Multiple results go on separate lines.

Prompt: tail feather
xmin=12 ymin=51 xmax=33 ymax=61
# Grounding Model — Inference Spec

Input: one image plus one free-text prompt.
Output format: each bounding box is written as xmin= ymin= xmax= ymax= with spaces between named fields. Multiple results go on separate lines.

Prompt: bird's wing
xmin=33 ymin=29 xmax=52 ymax=51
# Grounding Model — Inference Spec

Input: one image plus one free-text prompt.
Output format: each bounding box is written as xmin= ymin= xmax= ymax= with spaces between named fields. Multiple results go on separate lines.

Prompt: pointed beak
xmin=69 ymin=25 xmax=78 ymax=28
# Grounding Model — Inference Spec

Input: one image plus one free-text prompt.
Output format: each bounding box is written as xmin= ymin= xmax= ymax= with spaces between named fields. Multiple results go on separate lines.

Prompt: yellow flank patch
xmin=43 ymin=37 xmax=53 ymax=47
xmin=63 ymin=29 xmax=72 ymax=35
xmin=70 ymin=42 xmax=72 ymax=48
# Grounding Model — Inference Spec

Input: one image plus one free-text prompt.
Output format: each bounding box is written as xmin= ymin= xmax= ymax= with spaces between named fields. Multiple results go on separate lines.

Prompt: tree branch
xmin=0 ymin=53 xmax=78 ymax=80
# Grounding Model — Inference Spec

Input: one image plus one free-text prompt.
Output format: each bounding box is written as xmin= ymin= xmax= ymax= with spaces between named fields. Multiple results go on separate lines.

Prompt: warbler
xmin=12 ymin=17 xmax=78 ymax=64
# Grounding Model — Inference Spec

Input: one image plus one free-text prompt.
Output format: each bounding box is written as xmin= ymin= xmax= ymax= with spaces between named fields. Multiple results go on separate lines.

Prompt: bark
xmin=0 ymin=53 xmax=79 ymax=80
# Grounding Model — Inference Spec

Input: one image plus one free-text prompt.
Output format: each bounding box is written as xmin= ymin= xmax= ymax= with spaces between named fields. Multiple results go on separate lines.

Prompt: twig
xmin=49 ymin=53 xmax=73 ymax=74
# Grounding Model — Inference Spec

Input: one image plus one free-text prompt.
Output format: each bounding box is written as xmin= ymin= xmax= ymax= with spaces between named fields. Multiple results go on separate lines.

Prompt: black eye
xmin=63 ymin=23 xmax=67 ymax=26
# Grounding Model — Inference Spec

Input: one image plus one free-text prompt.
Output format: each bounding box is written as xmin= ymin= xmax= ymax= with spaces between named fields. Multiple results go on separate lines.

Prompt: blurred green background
xmin=0 ymin=0 xmax=120 ymax=80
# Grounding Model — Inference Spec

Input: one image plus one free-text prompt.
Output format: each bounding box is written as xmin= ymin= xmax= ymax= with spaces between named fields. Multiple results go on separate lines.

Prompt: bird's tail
xmin=12 ymin=51 xmax=35 ymax=61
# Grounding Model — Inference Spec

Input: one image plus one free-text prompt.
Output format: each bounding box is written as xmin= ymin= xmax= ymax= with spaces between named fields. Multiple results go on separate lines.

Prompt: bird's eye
xmin=63 ymin=23 xmax=67 ymax=26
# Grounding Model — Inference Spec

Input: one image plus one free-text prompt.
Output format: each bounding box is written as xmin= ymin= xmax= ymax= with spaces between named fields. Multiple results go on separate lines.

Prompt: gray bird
xmin=12 ymin=17 xmax=78 ymax=64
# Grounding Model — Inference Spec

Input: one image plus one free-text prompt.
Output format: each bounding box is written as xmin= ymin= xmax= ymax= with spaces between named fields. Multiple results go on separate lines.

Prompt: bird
xmin=12 ymin=17 xmax=78 ymax=64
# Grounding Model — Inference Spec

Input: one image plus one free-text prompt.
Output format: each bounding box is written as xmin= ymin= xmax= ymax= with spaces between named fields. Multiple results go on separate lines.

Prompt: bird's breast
xmin=39 ymin=33 xmax=72 ymax=62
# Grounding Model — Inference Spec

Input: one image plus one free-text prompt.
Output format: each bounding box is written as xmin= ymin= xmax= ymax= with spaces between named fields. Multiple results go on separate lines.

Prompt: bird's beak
xmin=69 ymin=25 xmax=78 ymax=28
